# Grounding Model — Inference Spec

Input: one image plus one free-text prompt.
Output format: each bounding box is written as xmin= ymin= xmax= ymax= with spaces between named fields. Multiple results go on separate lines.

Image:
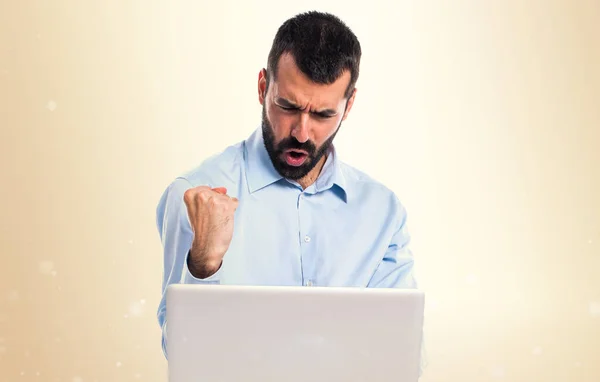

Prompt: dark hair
xmin=266 ymin=11 xmax=362 ymax=99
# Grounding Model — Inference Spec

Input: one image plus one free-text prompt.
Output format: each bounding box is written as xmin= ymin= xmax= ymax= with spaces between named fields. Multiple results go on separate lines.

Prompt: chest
xmin=218 ymin=192 xmax=392 ymax=287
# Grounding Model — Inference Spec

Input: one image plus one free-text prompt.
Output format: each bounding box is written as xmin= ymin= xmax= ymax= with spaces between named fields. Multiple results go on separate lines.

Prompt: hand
xmin=183 ymin=186 xmax=239 ymax=278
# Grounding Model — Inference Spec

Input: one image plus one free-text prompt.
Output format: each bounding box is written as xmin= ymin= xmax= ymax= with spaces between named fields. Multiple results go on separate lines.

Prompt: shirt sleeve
xmin=155 ymin=177 xmax=223 ymax=359
xmin=367 ymin=198 xmax=417 ymax=289
xmin=367 ymin=198 xmax=427 ymax=378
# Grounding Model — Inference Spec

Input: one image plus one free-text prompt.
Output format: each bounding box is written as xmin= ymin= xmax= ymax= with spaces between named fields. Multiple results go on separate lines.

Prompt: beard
xmin=261 ymin=104 xmax=340 ymax=180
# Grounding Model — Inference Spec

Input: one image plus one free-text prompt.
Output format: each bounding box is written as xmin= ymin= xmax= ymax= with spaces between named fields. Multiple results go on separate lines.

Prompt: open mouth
xmin=283 ymin=150 xmax=309 ymax=167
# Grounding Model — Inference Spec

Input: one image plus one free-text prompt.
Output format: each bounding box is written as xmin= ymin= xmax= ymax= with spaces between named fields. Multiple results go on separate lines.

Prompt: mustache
xmin=276 ymin=137 xmax=316 ymax=154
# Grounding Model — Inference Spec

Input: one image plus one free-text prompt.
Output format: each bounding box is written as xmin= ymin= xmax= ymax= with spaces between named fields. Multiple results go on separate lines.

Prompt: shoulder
xmin=339 ymin=161 xmax=397 ymax=197
xmin=179 ymin=141 xmax=245 ymax=189
xmin=156 ymin=140 xmax=246 ymax=211
xmin=339 ymin=161 xmax=407 ymax=217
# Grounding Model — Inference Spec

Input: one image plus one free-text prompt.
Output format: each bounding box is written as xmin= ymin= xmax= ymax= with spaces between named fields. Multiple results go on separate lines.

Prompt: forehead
xmin=271 ymin=53 xmax=350 ymax=108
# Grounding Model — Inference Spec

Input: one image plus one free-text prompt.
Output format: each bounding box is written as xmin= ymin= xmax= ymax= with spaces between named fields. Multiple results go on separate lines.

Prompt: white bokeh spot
xmin=134 ymin=373 xmax=141 ymax=379
xmin=129 ymin=301 xmax=145 ymax=317
xmin=532 ymin=346 xmax=543 ymax=356
xmin=116 ymin=361 xmax=122 ymax=367
xmin=589 ymin=301 xmax=600 ymax=317
xmin=38 ymin=261 xmax=55 ymax=275
xmin=46 ymin=100 xmax=57 ymax=112
xmin=0 ymin=345 xmax=6 ymax=354
xmin=72 ymin=376 xmax=83 ymax=382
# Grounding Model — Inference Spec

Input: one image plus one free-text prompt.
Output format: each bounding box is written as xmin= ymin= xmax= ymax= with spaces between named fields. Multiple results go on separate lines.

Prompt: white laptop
xmin=166 ymin=284 xmax=425 ymax=382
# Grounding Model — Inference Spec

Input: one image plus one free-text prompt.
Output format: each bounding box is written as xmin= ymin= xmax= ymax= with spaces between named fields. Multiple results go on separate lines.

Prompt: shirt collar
xmin=244 ymin=126 xmax=349 ymax=202
xmin=312 ymin=144 xmax=348 ymax=202
xmin=244 ymin=126 xmax=283 ymax=193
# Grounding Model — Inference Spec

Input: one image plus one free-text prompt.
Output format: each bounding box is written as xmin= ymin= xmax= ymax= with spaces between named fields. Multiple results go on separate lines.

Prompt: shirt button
xmin=304 ymin=235 xmax=311 ymax=243
xmin=305 ymin=280 xmax=313 ymax=286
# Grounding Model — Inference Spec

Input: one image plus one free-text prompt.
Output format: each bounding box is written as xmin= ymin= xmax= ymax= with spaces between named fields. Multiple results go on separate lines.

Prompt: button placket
xmin=298 ymin=192 xmax=315 ymax=286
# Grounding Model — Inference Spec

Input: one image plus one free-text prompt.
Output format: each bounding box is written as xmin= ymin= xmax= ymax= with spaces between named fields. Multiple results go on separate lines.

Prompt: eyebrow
xmin=275 ymin=97 xmax=338 ymax=117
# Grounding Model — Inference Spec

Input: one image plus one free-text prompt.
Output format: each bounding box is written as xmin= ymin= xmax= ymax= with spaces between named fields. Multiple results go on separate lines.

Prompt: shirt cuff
xmin=161 ymin=319 xmax=168 ymax=359
xmin=182 ymin=251 xmax=222 ymax=284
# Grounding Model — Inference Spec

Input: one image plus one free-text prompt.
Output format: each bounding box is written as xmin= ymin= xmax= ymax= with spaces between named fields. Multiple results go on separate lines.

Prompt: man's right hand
xmin=183 ymin=186 xmax=239 ymax=278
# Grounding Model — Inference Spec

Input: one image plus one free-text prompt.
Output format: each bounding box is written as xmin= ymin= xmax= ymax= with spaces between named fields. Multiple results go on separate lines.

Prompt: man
xmin=156 ymin=10 xmax=424 ymax=374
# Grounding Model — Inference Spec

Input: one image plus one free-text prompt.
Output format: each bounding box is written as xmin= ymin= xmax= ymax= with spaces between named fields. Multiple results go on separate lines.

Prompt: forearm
xmin=187 ymin=245 xmax=222 ymax=279
xmin=155 ymin=178 xmax=222 ymax=358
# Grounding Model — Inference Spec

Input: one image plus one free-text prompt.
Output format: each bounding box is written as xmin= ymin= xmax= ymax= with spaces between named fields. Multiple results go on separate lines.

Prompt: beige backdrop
xmin=1 ymin=0 xmax=599 ymax=381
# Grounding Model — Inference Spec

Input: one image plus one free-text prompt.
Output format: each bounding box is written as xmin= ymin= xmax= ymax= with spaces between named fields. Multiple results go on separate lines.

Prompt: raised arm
xmin=155 ymin=177 xmax=233 ymax=358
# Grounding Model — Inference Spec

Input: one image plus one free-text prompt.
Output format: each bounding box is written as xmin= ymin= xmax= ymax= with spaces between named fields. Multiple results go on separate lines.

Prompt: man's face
xmin=258 ymin=53 xmax=356 ymax=181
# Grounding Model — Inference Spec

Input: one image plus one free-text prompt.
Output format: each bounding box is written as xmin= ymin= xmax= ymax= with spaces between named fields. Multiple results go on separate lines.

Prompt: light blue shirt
xmin=155 ymin=126 xmax=424 ymax=374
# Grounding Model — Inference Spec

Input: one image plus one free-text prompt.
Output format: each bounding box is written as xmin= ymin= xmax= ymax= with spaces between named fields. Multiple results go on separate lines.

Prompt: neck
xmin=297 ymin=154 xmax=328 ymax=189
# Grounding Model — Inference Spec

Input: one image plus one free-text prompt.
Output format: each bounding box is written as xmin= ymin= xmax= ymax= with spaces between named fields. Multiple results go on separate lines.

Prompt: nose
xmin=291 ymin=112 xmax=310 ymax=143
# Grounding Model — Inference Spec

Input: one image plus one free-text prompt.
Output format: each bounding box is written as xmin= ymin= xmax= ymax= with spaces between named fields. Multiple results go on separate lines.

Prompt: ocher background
xmin=1 ymin=1 xmax=599 ymax=381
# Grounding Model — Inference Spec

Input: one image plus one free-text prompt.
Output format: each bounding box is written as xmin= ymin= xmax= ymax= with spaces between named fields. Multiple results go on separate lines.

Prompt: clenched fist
xmin=183 ymin=186 xmax=239 ymax=278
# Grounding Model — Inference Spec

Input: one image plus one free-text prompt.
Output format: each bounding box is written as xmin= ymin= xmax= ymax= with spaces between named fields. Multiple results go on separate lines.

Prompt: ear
xmin=341 ymin=88 xmax=357 ymax=121
xmin=258 ymin=68 xmax=268 ymax=105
